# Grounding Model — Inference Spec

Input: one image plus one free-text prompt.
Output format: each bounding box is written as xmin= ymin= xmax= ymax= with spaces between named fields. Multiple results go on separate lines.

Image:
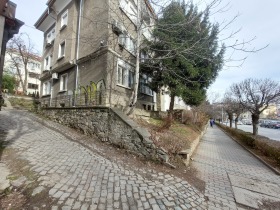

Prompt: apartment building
xmin=35 ymin=0 xmax=156 ymax=109
xmin=4 ymin=49 xmax=41 ymax=95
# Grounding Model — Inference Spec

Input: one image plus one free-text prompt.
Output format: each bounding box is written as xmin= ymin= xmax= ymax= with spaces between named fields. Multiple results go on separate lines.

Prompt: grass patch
xmin=7 ymin=175 xmax=18 ymax=181
xmin=8 ymin=97 xmax=35 ymax=110
xmin=137 ymin=117 xmax=204 ymax=167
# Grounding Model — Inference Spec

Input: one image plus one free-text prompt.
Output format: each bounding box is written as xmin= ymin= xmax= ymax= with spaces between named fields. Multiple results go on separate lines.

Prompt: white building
xmin=4 ymin=49 xmax=41 ymax=95
xmin=159 ymin=87 xmax=191 ymax=111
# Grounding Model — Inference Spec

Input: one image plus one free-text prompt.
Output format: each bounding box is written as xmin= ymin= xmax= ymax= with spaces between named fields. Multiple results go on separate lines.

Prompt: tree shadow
xmin=0 ymin=110 xmax=42 ymax=161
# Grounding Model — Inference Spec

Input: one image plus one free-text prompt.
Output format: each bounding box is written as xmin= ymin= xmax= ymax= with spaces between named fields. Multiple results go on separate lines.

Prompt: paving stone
xmin=0 ymin=111 xmax=226 ymax=209
xmin=32 ymin=186 xmax=45 ymax=196
xmin=192 ymin=126 xmax=280 ymax=210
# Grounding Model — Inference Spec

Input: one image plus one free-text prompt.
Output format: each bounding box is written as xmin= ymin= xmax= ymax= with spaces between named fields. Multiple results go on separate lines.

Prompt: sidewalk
xmin=192 ymin=125 xmax=280 ymax=209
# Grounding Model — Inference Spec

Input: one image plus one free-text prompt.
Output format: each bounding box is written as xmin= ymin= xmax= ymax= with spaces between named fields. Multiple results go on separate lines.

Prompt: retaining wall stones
xmin=39 ymin=107 xmax=169 ymax=162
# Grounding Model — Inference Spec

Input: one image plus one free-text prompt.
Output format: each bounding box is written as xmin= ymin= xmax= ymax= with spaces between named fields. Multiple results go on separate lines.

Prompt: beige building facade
xmin=35 ymin=0 xmax=157 ymax=109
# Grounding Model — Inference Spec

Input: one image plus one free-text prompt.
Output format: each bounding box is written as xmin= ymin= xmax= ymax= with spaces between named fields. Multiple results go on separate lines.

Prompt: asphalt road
xmin=226 ymin=124 xmax=280 ymax=141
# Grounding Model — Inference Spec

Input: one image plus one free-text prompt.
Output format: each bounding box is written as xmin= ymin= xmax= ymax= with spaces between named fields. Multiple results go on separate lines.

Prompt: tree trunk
xmin=16 ymin=65 xmax=24 ymax=94
xmin=228 ymin=113 xmax=233 ymax=128
xmin=126 ymin=0 xmax=141 ymax=116
xmin=166 ymin=94 xmax=175 ymax=128
xmin=159 ymin=94 xmax=175 ymax=131
xmin=234 ymin=117 xmax=238 ymax=129
xmin=23 ymin=63 xmax=28 ymax=94
xmin=252 ymin=113 xmax=259 ymax=135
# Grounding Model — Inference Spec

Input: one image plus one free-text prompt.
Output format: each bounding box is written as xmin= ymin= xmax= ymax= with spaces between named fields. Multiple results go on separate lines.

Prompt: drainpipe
xmin=73 ymin=0 xmax=83 ymax=106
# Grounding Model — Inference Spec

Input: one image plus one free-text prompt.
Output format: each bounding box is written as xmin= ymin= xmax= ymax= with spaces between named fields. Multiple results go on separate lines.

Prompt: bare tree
xmin=230 ymin=78 xmax=280 ymax=135
xmin=222 ymin=92 xmax=244 ymax=128
xmin=6 ymin=33 xmax=39 ymax=94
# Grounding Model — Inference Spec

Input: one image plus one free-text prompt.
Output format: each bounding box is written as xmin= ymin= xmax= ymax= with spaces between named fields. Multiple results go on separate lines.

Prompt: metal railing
xmin=38 ymin=90 xmax=106 ymax=108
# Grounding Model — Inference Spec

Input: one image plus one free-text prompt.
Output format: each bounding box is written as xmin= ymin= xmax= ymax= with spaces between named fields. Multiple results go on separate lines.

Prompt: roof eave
xmin=34 ymin=8 xmax=48 ymax=31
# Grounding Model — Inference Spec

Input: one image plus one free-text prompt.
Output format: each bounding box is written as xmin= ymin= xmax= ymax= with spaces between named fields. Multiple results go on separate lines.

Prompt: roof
xmin=6 ymin=48 xmax=42 ymax=62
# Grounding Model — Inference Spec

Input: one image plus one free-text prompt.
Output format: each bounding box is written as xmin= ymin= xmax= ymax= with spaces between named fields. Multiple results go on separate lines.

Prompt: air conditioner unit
xmin=52 ymin=73 xmax=58 ymax=79
xmin=46 ymin=39 xmax=53 ymax=47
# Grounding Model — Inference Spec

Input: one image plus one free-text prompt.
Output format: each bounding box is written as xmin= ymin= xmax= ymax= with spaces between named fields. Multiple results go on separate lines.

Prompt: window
xmin=60 ymin=74 xmax=68 ymax=91
xmin=29 ymin=72 xmax=39 ymax=79
xmin=28 ymin=62 xmax=35 ymax=70
xmin=118 ymin=33 xmax=136 ymax=55
xmin=61 ymin=10 xmax=68 ymax=28
xmin=119 ymin=0 xmax=137 ymax=24
xmin=140 ymin=74 xmax=153 ymax=95
xmin=28 ymin=83 xmax=39 ymax=89
xmin=43 ymin=81 xmax=51 ymax=95
xmin=44 ymin=55 xmax=52 ymax=70
xmin=58 ymin=41 xmax=65 ymax=58
xmin=46 ymin=27 xmax=55 ymax=44
xmin=117 ymin=59 xmax=135 ymax=88
xmin=140 ymin=51 xmax=149 ymax=63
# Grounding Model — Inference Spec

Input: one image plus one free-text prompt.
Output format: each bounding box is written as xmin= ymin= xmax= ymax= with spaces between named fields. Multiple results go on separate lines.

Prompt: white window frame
xmin=61 ymin=10 xmax=68 ymax=29
xmin=117 ymin=59 xmax=135 ymax=88
xmin=44 ymin=55 xmax=52 ymax=70
xmin=46 ymin=27 xmax=56 ymax=44
xmin=43 ymin=80 xmax=51 ymax=95
xmin=58 ymin=41 xmax=66 ymax=59
xmin=60 ymin=73 xmax=68 ymax=91
xmin=118 ymin=32 xmax=136 ymax=55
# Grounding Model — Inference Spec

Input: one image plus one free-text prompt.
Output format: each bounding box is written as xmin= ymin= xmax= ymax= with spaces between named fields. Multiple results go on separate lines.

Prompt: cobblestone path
xmin=0 ymin=110 xmax=207 ymax=210
xmin=192 ymin=126 xmax=280 ymax=210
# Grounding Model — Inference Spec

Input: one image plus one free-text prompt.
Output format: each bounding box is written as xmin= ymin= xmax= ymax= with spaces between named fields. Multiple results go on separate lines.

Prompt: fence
xmin=38 ymin=90 xmax=106 ymax=108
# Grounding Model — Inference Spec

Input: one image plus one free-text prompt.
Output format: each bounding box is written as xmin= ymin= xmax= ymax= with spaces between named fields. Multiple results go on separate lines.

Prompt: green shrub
xmin=255 ymin=141 xmax=280 ymax=165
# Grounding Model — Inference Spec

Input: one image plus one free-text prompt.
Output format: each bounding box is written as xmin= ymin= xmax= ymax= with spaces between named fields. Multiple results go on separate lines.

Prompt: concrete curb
xmin=217 ymin=126 xmax=280 ymax=176
xmin=179 ymin=124 xmax=208 ymax=166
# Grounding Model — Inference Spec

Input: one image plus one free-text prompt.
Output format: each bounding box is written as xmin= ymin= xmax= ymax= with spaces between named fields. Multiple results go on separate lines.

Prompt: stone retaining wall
xmin=39 ymin=107 xmax=169 ymax=162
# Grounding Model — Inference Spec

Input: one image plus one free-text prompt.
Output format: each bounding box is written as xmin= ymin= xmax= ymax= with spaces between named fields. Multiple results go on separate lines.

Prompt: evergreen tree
xmin=2 ymin=73 xmax=16 ymax=93
xmin=141 ymin=1 xmax=225 ymax=127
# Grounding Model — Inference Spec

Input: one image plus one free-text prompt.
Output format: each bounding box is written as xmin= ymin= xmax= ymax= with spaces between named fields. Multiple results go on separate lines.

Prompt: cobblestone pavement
xmin=0 ymin=110 xmax=208 ymax=210
xmin=192 ymin=126 xmax=280 ymax=210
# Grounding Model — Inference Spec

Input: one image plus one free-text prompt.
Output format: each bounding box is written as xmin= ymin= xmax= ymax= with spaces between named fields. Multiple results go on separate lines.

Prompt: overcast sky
xmin=11 ymin=0 xmax=280 ymax=102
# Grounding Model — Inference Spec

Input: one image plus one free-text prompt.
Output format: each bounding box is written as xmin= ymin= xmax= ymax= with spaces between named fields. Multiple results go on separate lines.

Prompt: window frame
xmin=28 ymin=83 xmax=39 ymax=90
xmin=42 ymin=80 xmax=51 ymax=96
xmin=60 ymin=73 xmax=68 ymax=91
xmin=117 ymin=59 xmax=135 ymax=88
xmin=118 ymin=32 xmax=136 ymax=55
xmin=46 ymin=27 xmax=56 ymax=44
xmin=44 ymin=55 xmax=52 ymax=70
xmin=60 ymin=10 xmax=68 ymax=29
xmin=58 ymin=41 xmax=66 ymax=59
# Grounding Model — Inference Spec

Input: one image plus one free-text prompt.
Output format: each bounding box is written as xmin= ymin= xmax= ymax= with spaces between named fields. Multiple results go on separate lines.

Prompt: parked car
xmin=242 ymin=120 xmax=252 ymax=125
xmin=260 ymin=121 xmax=270 ymax=127
xmin=274 ymin=123 xmax=280 ymax=129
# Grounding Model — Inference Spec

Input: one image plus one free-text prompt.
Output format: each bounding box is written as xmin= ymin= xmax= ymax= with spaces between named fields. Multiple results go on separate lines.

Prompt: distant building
xmin=260 ymin=103 xmax=277 ymax=119
xmin=4 ymin=49 xmax=41 ymax=95
xmin=158 ymin=87 xmax=190 ymax=111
